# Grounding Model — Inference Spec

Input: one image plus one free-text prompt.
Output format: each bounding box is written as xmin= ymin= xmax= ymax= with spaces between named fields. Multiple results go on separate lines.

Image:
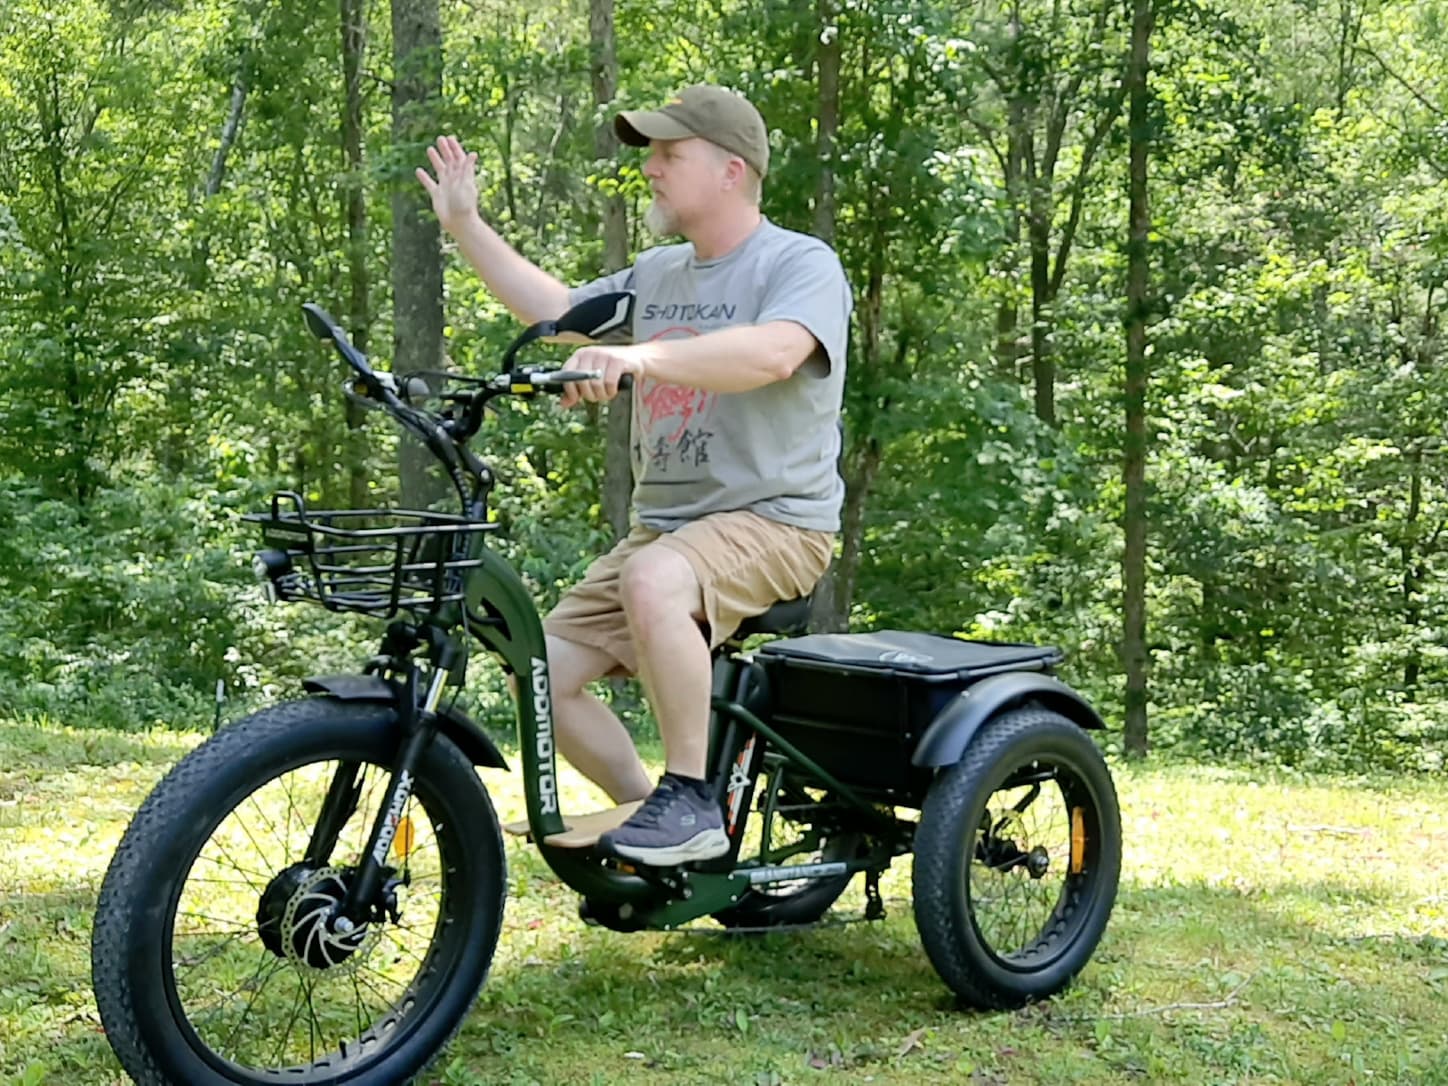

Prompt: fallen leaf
xmin=897 ymin=1028 xmax=927 ymax=1057
xmin=807 ymin=1046 xmax=844 ymax=1069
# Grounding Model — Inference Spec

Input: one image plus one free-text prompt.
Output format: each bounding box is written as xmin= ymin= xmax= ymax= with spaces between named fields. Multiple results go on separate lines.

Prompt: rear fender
xmin=911 ymin=671 xmax=1106 ymax=769
xmin=302 ymin=674 xmax=509 ymax=771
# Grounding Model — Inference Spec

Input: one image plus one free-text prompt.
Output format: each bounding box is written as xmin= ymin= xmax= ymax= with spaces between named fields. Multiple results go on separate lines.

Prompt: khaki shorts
xmin=543 ymin=510 xmax=834 ymax=674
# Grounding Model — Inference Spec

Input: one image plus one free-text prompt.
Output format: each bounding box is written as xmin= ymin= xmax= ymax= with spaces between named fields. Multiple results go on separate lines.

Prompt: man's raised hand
xmin=416 ymin=135 xmax=480 ymax=235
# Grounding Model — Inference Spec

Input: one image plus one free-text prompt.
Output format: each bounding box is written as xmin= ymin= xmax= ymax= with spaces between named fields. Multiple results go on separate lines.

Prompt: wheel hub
xmin=977 ymin=810 xmax=1051 ymax=879
xmin=257 ymin=863 xmax=372 ymax=970
xmin=1023 ymin=844 xmax=1051 ymax=879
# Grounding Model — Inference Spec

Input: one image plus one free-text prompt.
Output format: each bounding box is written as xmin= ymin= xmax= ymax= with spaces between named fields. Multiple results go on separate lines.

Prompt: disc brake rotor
xmin=271 ymin=865 xmax=381 ymax=974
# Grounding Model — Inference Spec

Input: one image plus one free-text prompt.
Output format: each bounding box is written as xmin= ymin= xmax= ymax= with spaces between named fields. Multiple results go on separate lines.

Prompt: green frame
xmin=446 ymin=541 xmax=899 ymax=925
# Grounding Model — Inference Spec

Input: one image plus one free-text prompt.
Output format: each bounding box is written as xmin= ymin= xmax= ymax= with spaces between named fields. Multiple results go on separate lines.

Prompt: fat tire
xmin=912 ymin=707 xmax=1120 ymax=1009
xmin=91 ymin=698 xmax=506 ymax=1085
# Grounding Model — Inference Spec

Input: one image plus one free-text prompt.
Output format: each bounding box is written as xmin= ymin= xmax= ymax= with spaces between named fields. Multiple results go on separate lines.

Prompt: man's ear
xmin=723 ymin=154 xmax=747 ymax=192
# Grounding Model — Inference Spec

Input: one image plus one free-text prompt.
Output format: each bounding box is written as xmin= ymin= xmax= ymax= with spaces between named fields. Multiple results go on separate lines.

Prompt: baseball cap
xmin=615 ymin=85 xmax=770 ymax=178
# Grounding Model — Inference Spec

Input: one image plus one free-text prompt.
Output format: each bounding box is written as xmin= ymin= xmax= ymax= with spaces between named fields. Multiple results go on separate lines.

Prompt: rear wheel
xmin=912 ymin=708 xmax=1120 ymax=1009
xmin=92 ymin=698 xmax=506 ymax=1085
xmin=713 ymin=755 xmax=862 ymax=929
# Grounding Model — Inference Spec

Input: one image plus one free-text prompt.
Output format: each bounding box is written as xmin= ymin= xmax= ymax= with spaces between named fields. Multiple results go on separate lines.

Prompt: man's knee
xmin=541 ymin=633 xmax=618 ymax=697
xmin=618 ymin=545 xmax=700 ymax=628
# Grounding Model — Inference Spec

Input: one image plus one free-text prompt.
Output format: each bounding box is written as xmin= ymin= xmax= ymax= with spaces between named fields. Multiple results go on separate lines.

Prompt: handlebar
xmin=302 ymin=302 xmax=634 ymax=515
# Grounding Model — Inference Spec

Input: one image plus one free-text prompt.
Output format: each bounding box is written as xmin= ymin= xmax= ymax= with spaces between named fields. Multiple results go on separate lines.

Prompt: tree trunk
xmin=590 ymin=0 xmax=633 ymax=542
xmin=1027 ymin=167 xmax=1055 ymax=425
xmin=391 ymin=0 xmax=444 ymax=502
xmin=993 ymin=6 xmax=1027 ymax=377
xmin=205 ymin=71 xmax=248 ymax=200
xmin=812 ymin=0 xmax=841 ymax=244
xmin=805 ymin=0 xmax=847 ymax=629
xmin=989 ymin=2 xmax=1124 ymax=423
xmin=172 ymin=49 xmax=250 ymax=473
xmin=1402 ymin=447 xmax=1422 ymax=696
xmin=813 ymin=225 xmax=885 ymax=632
xmin=342 ymin=0 xmax=370 ymax=508
xmin=1122 ymin=0 xmax=1154 ymax=758
xmin=833 ymin=439 xmax=880 ymax=620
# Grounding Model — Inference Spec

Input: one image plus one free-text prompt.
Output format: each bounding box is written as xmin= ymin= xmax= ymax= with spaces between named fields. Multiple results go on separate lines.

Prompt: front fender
xmin=302 ymin=674 xmax=509 ymax=770
xmin=911 ymin=671 xmax=1106 ymax=769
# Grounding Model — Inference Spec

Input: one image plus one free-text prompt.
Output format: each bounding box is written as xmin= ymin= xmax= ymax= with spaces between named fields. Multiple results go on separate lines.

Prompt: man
xmin=416 ymin=85 xmax=851 ymax=865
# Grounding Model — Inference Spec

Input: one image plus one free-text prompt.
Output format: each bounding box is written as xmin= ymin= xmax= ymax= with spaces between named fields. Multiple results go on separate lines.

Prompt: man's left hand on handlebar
xmin=558 ymin=345 xmax=645 ymax=408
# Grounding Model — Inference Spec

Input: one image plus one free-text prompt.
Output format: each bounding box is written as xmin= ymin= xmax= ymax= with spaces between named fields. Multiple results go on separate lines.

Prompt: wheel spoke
xmin=218 ymin=955 xmax=292 ymax=1053
xmin=200 ymin=835 xmax=273 ymax=891
xmin=351 ymin=968 xmax=366 ymax=1042
xmin=966 ymin=764 xmax=1096 ymax=959
xmin=174 ymin=928 xmax=254 ymax=971
xmin=177 ymin=908 xmax=252 ymax=930
xmin=233 ymin=799 xmax=283 ymax=875
xmin=249 ymin=788 xmax=293 ymax=856
xmin=270 ymin=973 xmax=307 ymax=1067
xmin=303 ymin=974 xmax=319 ymax=1064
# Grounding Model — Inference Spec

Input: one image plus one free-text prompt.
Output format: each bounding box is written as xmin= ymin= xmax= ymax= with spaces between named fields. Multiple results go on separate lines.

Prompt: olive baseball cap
xmin=615 ymin=85 xmax=770 ymax=178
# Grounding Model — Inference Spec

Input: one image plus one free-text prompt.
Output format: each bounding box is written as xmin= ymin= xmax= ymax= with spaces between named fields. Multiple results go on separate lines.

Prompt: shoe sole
xmin=604 ymin=827 xmax=730 ymax=866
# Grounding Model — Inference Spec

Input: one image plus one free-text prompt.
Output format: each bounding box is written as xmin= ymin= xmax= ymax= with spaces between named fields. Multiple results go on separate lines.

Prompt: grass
xmin=1 ymin=712 xmax=1446 ymax=1085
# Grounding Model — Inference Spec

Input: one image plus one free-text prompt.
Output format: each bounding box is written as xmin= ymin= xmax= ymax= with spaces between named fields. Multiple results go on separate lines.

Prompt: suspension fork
xmin=331 ymin=648 xmax=456 ymax=925
xmin=303 ymin=765 xmax=363 ymax=867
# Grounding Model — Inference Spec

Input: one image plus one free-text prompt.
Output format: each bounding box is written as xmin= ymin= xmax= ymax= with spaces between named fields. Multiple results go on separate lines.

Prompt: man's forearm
xmin=635 ymin=322 xmax=817 ymax=392
xmin=449 ymin=212 xmax=571 ymax=324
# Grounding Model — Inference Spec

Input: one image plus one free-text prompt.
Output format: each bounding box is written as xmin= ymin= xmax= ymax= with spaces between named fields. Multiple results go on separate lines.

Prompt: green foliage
xmin=0 ymin=0 xmax=1446 ymax=771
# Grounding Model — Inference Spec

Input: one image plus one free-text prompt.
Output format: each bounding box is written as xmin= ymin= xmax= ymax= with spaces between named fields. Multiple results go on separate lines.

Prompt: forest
xmin=2 ymin=0 xmax=1445 ymax=772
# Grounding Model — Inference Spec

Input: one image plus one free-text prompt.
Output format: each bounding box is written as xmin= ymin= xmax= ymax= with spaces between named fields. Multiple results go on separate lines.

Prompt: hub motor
xmin=256 ymin=863 xmax=371 ymax=970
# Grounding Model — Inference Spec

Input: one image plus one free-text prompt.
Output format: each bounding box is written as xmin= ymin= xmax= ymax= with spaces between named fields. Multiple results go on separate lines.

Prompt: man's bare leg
xmin=541 ymin=634 xmax=652 ymax=804
xmin=595 ymin=544 xmax=727 ymax=864
xmin=617 ymin=546 xmax=712 ymax=779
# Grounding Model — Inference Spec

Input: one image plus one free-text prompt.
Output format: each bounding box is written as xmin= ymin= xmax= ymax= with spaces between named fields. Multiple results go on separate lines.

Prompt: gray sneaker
xmin=599 ymin=775 xmax=729 ymax=866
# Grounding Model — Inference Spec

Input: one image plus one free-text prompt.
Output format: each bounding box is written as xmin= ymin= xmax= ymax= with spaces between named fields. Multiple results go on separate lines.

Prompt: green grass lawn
xmin=2 ymin=712 xmax=1445 ymax=1085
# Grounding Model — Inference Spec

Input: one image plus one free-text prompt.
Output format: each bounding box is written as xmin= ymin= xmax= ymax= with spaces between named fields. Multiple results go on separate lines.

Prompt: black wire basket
xmin=246 ymin=491 xmax=496 ymax=619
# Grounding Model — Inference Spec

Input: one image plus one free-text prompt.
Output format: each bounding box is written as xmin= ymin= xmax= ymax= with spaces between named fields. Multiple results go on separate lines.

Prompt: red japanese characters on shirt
xmin=637 ymin=326 xmax=716 ymax=473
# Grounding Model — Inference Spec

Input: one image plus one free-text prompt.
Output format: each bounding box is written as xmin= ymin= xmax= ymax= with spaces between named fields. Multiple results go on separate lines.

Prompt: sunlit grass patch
xmin=1 ymin=713 xmax=1445 ymax=1084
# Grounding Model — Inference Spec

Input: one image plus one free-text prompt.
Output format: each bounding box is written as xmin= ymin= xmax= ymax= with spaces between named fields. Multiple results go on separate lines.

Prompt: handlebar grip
xmin=539 ymin=369 xmax=635 ymax=392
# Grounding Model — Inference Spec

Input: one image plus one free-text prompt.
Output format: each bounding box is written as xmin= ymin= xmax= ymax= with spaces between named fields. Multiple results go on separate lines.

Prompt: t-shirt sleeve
xmin=755 ymin=242 xmax=853 ymax=373
xmin=567 ymin=266 xmax=636 ymax=309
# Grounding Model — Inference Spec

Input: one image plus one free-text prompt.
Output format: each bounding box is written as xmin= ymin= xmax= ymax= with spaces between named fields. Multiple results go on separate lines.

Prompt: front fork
xmin=310 ymin=640 xmax=458 ymax=927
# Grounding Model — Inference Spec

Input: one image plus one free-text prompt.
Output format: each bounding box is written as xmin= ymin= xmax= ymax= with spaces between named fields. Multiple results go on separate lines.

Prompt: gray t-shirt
xmin=569 ymin=218 xmax=852 ymax=532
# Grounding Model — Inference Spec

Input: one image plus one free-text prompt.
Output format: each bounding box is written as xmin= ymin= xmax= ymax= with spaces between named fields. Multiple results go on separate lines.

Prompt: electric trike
xmin=90 ymin=294 xmax=1121 ymax=1085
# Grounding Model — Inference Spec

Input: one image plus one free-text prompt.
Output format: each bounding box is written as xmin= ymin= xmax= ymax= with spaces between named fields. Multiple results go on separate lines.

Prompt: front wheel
xmin=912 ymin=707 xmax=1120 ymax=1009
xmin=92 ymin=698 xmax=506 ymax=1085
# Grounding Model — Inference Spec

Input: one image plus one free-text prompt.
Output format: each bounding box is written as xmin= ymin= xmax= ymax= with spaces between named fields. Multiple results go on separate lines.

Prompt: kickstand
xmin=864 ymin=868 xmax=885 ymax=921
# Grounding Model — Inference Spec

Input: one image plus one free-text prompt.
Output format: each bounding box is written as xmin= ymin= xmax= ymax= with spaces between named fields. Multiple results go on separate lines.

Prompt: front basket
xmin=246 ymin=491 xmax=496 ymax=619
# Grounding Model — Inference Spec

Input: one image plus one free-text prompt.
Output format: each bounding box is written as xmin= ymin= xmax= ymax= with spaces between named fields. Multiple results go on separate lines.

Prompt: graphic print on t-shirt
xmin=634 ymin=326 xmax=717 ymax=478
